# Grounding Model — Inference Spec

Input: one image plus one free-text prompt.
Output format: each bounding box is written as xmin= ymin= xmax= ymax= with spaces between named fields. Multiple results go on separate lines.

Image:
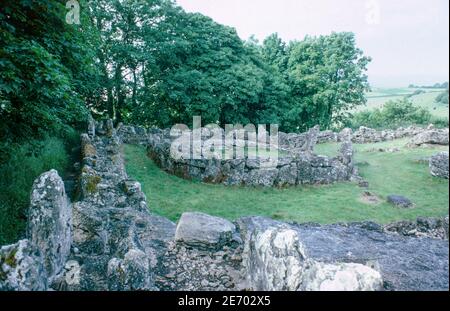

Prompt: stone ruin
xmin=118 ymin=123 xmax=449 ymax=186
xmin=0 ymin=120 xmax=449 ymax=291
xmin=143 ymin=125 xmax=358 ymax=187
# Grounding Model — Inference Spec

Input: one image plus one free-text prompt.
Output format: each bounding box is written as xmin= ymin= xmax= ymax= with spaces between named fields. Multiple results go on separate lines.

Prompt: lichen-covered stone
xmin=409 ymin=128 xmax=449 ymax=146
xmin=175 ymin=212 xmax=236 ymax=249
xmin=430 ymin=152 xmax=449 ymax=179
xmin=28 ymin=169 xmax=71 ymax=284
xmin=0 ymin=240 xmax=46 ymax=291
xmin=387 ymin=195 xmax=414 ymax=208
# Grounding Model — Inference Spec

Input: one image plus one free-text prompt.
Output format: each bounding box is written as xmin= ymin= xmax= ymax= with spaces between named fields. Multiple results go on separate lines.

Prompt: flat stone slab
xmin=387 ymin=195 xmax=414 ymax=208
xmin=175 ymin=212 xmax=236 ymax=249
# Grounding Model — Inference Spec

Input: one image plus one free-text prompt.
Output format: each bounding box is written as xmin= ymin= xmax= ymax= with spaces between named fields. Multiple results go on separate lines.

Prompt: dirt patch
xmin=359 ymin=191 xmax=382 ymax=205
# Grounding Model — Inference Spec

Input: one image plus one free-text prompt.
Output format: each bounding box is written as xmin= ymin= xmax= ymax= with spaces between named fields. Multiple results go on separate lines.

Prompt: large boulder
xmin=430 ymin=152 xmax=449 ymax=179
xmin=409 ymin=129 xmax=449 ymax=146
xmin=237 ymin=218 xmax=383 ymax=291
xmin=237 ymin=216 xmax=449 ymax=291
xmin=175 ymin=212 xmax=237 ymax=249
xmin=28 ymin=169 xmax=72 ymax=283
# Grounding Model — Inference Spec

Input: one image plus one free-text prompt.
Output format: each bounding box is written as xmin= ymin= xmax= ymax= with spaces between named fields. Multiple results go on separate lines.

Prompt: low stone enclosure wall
xmin=117 ymin=123 xmax=449 ymax=185
xmin=0 ymin=119 xmax=449 ymax=291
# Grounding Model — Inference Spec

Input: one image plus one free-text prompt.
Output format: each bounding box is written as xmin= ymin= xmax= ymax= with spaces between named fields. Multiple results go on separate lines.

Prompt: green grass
xmin=124 ymin=141 xmax=449 ymax=225
xmin=360 ymin=87 xmax=449 ymax=118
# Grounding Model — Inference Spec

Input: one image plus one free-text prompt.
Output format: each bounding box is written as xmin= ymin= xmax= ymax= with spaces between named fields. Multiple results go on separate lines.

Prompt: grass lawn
xmin=124 ymin=140 xmax=449 ymax=225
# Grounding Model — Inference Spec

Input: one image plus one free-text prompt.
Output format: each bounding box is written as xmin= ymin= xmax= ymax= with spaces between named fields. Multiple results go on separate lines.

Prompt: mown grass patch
xmin=124 ymin=140 xmax=449 ymax=225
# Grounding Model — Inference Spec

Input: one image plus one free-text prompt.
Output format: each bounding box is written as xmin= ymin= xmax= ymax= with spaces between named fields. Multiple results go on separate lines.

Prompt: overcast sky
xmin=176 ymin=0 xmax=449 ymax=87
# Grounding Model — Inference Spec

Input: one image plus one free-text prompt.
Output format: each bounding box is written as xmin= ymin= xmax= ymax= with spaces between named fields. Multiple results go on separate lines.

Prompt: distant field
xmin=358 ymin=87 xmax=449 ymax=118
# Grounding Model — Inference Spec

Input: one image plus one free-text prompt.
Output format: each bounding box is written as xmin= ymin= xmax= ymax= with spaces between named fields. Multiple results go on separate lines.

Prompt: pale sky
xmin=176 ymin=0 xmax=449 ymax=87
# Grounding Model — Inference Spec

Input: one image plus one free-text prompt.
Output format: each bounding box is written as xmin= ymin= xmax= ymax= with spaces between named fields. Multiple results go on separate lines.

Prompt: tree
xmin=284 ymin=32 xmax=371 ymax=131
xmin=0 ymin=0 xmax=99 ymax=148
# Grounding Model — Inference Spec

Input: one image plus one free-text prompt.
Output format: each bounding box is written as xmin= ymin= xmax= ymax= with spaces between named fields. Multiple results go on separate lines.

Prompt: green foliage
xmin=282 ymin=33 xmax=371 ymax=131
xmin=345 ymin=98 xmax=448 ymax=129
xmin=86 ymin=2 xmax=370 ymax=132
xmin=435 ymin=89 xmax=449 ymax=105
xmin=0 ymin=0 xmax=98 ymax=144
xmin=0 ymin=137 xmax=69 ymax=245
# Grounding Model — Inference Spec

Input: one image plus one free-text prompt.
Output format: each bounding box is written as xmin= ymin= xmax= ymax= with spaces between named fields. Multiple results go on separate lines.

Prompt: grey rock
xmin=107 ymin=249 xmax=155 ymax=291
xmin=387 ymin=195 xmax=414 ymax=208
xmin=237 ymin=218 xmax=383 ymax=291
xmin=275 ymin=163 xmax=298 ymax=186
xmin=0 ymin=240 xmax=47 ymax=291
xmin=238 ymin=216 xmax=448 ymax=291
xmin=244 ymin=168 xmax=279 ymax=187
xmin=28 ymin=169 xmax=72 ymax=283
xmin=175 ymin=212 xmax=236 ymax=249
xmin=384 ymin=216 xmax=449 ymax=240
xmin=430 ymin=152 xmax=449 ymax=179
xmin=409 ymin=129 xmax=449 ymax=146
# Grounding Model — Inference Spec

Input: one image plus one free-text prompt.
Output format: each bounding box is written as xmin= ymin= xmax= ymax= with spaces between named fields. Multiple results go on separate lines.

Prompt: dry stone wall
xmin=117 ymin=123 xmax=448 ymax=186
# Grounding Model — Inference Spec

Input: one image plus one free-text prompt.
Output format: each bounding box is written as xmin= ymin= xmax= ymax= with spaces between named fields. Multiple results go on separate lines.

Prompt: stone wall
xmin=115 ymin=123 xmax=449 ymax=187
xmin=145 ymin=131 xmax=357 ymax=187
xmin=1 ymin=119 xmax=449 ymax=291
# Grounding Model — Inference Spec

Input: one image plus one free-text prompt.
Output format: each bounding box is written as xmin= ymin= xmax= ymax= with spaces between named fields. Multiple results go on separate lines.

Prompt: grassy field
xmin=124 ymin=140 xmax=449 ymax=225
xmin=360 ymin=87 xmax=449 ymax=118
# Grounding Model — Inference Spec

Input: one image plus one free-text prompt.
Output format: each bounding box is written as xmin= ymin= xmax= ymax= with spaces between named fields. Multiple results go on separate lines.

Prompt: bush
xmin=344 ymin=98 xmax=448 ymax=130
xmin=435 ymin=89 xmax=449 ymax=105
xmin=0 ymin=137 xmax=69 ymax=245
xmin=405 ymin=89 xmax=425 ymax=98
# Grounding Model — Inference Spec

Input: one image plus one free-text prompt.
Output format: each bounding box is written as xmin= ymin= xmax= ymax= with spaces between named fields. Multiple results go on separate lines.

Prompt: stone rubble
xmin=430 ymin=152 xmax=449 ymax=179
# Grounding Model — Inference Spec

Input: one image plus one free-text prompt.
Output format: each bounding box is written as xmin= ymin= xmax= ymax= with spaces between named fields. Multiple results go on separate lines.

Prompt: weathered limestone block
xmin=304 ymin=125 xmax=320 ymax=152
xmin=107 ymin=249 xmax=155 ymax=291
xmin=1 ymin=170 xmax=71 ymax=291
xmin=238 ymin=220 xmax=383 ymax=291
xmin=244 ymin=168 xmax=279 ymax=187
xmin=299 ymin=262 xmax=382 ymax=291
xmin=175 ymin=212 xmax=236 ymax=249
xmin=409 ymin=129 xmax=449 ymax=146
xmin=241 ymin=226 xmax=307 ymax=291
xmin=28 ymin=169 xmax=71 ymax=283
xmin=0 ymin=240 xmax=46 ymax=291
xmin=72 ymin=202 xmax=107 ymax=255
xmin=238 ymin=216 xmax=449 ymax=291
xmin=87 ymin=115 xmax=95 ymax=138
xmin=79 ymin=165 xmax=102 ymax=198
xmin=430 ymin=152 xmax=449 ymax=179
xmin=80 ymin=133 xmax=96 ymax=159
xmin=275 ymin=163 xmax=298 ymax=186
